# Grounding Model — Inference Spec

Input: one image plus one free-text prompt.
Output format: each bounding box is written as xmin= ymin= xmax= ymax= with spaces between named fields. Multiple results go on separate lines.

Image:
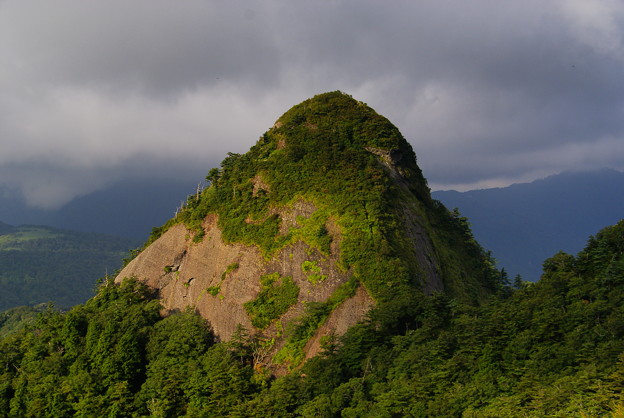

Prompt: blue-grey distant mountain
xmin=432 ymin=169 xmax=624 ymax=281
xmin=0 ymin=178 xmax=199 ymax=240
xmin=0 ymin=221 xmax=16 ymax=235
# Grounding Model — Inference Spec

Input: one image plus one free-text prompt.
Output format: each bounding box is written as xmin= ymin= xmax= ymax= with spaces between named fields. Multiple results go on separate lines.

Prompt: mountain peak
xmin=117 ymin=92 xmax=500 ymax=372
xmin=255 ymin=91 xmax=429 ymax=199
xmin=276 ymin=92 xmax=417 ymax=160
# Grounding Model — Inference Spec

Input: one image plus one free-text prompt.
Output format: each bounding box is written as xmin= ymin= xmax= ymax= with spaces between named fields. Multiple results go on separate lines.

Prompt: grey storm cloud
xmin=0 ymin=0 xmax=623 ymax=207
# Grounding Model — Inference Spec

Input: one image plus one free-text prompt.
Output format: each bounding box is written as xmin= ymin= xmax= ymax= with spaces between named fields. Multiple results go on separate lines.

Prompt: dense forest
xmin=1 ymin=219 xmax=622 ymax=416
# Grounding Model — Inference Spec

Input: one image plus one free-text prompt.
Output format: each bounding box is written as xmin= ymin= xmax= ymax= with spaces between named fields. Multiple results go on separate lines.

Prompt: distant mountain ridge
xmin=0 ymin=178 xmax=198 ymax=239
xmin=0 ymin=221 xmax=16 ymax=235
xmin=433 ymin=169 xmax=624 ymax=281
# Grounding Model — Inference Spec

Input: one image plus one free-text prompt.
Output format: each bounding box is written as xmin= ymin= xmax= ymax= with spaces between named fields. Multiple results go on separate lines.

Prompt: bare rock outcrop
xmin=116 ymin=205 xmax=374 ymax=368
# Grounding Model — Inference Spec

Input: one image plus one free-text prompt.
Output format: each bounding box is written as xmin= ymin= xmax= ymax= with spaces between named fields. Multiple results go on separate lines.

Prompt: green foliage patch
xmin=221 ymin=262 xmax=240 ymax=280
xmin=244 ymin=273 xmax=300 ymax=329
xmin=301 ymin=260 xmax=320 ymax=273
xmin=307 ymin=273 xmax=327 ymax=285
xmin=291 ymin=211 xmax=333 ymax=255
xmin=207 ymin=286 xmax=221 ymax=296
xmin=301 ymin=260 xmax=327 ymax=285
xmin=274 ymin=276 xmax=358 ymax=369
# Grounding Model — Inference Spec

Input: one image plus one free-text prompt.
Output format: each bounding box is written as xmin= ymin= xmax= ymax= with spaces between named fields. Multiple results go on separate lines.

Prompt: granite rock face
xmin=116 ymin=208 xmax=374 ymax=371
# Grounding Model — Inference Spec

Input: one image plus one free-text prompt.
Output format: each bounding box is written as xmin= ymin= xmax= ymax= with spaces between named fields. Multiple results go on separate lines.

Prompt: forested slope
xmin=1 ymin=220 xmax=623 ymax=416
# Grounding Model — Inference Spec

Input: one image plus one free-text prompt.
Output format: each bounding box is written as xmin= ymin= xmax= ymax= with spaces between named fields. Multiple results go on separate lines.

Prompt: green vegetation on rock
xmin=302 ymin=260 xmax=327 ymax=285
xmin=301 ymin=260 xmax=320 ymax=274
xmin=274 ymin=276 xmax=359 ymax=369
xmin=292 ymin=212 xmax=333 ymax=255
xmin=221 ymin=262 xmax=240 ymax=280
xmin=244 ymin=273 xmax=300 ymax=329
xmin=1 ymin=207 xmax=624 ymax=416
xmin=204 ymin=262 xmax=240 ymax=297
xmin=206 ymin=285 xmax=220 ymax=296
xmin=147 ymin=92 xmax=500 ymax=311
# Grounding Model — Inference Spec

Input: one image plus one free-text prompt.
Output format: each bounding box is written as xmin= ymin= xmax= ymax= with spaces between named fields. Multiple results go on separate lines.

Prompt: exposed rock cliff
xmin=117 ymin=91 xmax=499 ymax=372
xmin=117 ymin=210 xmax=373 ymax=370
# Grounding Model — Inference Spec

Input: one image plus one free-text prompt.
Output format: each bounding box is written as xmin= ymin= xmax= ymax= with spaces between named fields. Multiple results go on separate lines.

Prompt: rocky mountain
xmin=116 ymin=91 xmax=501 ymax=371
xmin=4 ymin=93 xmax=623 ymax=416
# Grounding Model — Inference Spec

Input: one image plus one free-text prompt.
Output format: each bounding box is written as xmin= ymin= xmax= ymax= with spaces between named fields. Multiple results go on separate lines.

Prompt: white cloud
xmin=558 ymin=0 xmax=624 ymax=60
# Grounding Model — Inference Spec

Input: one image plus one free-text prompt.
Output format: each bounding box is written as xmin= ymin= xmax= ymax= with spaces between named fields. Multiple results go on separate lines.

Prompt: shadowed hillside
xmin=0 ymin=223 xmax=139 ymax=311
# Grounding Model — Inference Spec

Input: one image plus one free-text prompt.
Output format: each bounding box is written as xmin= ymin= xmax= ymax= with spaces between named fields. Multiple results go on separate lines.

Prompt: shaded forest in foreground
xmin=1 ymin=220 xmax=623 ymax=416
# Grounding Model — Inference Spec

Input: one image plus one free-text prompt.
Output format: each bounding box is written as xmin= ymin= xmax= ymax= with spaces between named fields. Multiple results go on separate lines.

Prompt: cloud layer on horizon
xmin=1 ymin=0 xmax=623 ymax=208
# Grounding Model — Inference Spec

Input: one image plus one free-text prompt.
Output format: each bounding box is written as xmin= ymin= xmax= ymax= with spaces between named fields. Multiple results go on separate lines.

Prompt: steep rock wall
xmin=116 ymin=208 xmax=374 ymax=366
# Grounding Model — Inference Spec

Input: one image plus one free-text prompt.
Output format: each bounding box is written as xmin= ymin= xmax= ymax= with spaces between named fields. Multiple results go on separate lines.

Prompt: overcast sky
xmin=1 ymin=1 xmax=623 ymax=208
